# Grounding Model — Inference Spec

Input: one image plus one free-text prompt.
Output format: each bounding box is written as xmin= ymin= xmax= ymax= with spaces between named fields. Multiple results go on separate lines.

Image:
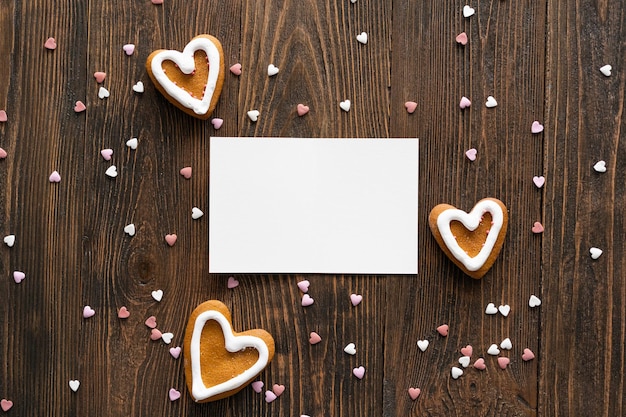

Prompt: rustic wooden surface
xmin=0 ymin=0 xmax=624 ymax=416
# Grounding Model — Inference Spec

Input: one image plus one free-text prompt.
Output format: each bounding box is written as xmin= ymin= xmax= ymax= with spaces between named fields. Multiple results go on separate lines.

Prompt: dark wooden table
xmin=0 ymin=1 xmax=624 ymax=416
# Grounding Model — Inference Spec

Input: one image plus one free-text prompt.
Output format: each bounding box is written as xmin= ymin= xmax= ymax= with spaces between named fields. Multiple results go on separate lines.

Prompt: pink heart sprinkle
xmin=1 ymin=399 xmax=13 ymax=412
xmin=465 ymin=148 xmax=477 ymax=161
xmin=123 ymin=44 xmax=135 ymax=56
xmin=251 ymin=381 xmax=264 ymax=393
xmin=352 ymin=366 xmax=365 ymax=379
xmin=473 ymin=358 xmax=486 ymax=370
xmin=297 ymin=104 xmax=310 ymax=116
xmin=531 ymin=121 xmax=544 ymax=134
xmin=93 ymin=72 xmax=106 ymax=83
xmin=44 ymin=37 xmax=57 ymax=50
xmin=272 ymin=384 xmax=285 ymax=397
xmin=0 ymin=110 xmax=7 ymax=122
xmin=169 ymin=346 xmax=181 ymax=359
xmin=49 ymin=171 xmax=61 ymax=183
xmin=459 ymin=96 xmax=472 ymax=109
xmin=456 ymin=32 xmax=468 ymax=45
xmin=227 ymin=276 xmax=239 ymax=289
xmin=408 ymin=387 xmax=421 ymax=400
xmin=533 ymin=176 xmax=545 ymax=188
xmin=74 ymin=101 xmax=86 ymax=113
xmin=309 ymin=332 xmax=322 ymax=344
xmin=151 ymin=0 xmax=163 ymax=4
xmin=0 ymin=147 xmax=7 ymax=159
xmin=297 ymin=280 xmax=310 ymax=293
xmin=460 ymin=345 xmax=473 ymax=357
xmin=532 ymin=222 xmax=544 ymax=234
xmin=179 ymin=166 xmax=192 ymax=179
xmin=211 ymin=118 xmax=224 ymax=129
xmin=13 ymin=271 xmax=25 ymax=284
xmin=497 ymin=357 xmax=510 ymax=369
xmin=168 ymin=388 xmax=181 ymax=401
xmin=117 ymin=306 xmax=130 ymax=319
xmin=522 ymin=348 xmax=535 ymax=361
xmin=230 ymin=63 xmax=242 ymax=75
xmin=436 ymin=324 xmax=449 ymax=337
xmin=150 ymin=328 xmax=163 ymax=341
xmin=350 ymin=293 xmax=363 ymax=306
xmin=404 ymin=101 xmax=418 ymax=114
xmin=100 ymin=149 xmax=113 ymax=161
xmin=301 ymin=294 xmax=314 ymax=307
xmin=83 ymin=306 xmax=95 ymax=318
xmin=165 ymin=234 xmax=177 ymax=246
xmin=264 ymin=390 xmax=277 ymax=403
xmin=144 ymin=316 xmax=157 ymax=329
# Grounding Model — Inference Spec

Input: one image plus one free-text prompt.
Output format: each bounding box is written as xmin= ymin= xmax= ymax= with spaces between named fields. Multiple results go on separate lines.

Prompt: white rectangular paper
xmin=209 ymin=137 xmax=418 ymax=274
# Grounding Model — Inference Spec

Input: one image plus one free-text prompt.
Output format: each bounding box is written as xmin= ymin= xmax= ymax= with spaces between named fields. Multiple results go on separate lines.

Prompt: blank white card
xmin=209 ymin=138 xmax=418 ymax=274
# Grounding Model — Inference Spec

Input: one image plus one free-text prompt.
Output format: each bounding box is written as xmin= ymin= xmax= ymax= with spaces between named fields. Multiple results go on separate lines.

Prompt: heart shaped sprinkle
xmin=459 ymin=96 xmax=472 ymax=109
xmin=227 ymin=276 xmax=239 ymax=289
xmin=0 ymin=110 xmax=7 ymax=122
xmin=44 ymin=37 xmax=57 ymax=50
xmin=460 ymin=345 xmax=473 ymax=357
xmin=123 ymin=44 xmax=135 ymax=56
xmin=404 ymin=101 xmax=418 ymax=114
xmin=297 ymin=104 xmax=310 ymax=116
xmin=0 ymin=147 xmax=7 ymax=159
xmin=126 ymin=138 xmax=138 ymax=149
xmin=529 ymin=294 xmax=541 ymax=307
xmin=465 ymin=148 xmax=477 ymax=161
xmin=265 ymin=390 xmax=277 ymax=403
xmin=356 ymin=32 xmax=368 ymax=44
xmin=105 ymin=165 xmax=118 ymax=178
xmin=485 ymin=96 xmax=498 ymax=108
xmin=100 ymin=149 xmax=113 ymax=161
xmin=500 ymin=337 xmax=512 ymax=350
xmin=0 ymin=399 xmax=13 ymax=412
xmin=301 ymin=294 xmax=314 ymax=307
xmin=458 ymin=356 xmax=471 ymax=368
xmin=151 ymin=0 xmax=163 ymax=4
xmin=455 ymin=32 xmax=468 ymax=45
xmin=83 ymin=306 xmax=95 ymax=318
xmin=69 ymin=380 xmax=80 ymax=392
xmin=589 ymin=247 xmax=603 ymax=259
xmin=463 ymin=5 xmax=475 ymax=17
xmin=533 ymin=176 xmax=545 ymax=188
xmin=350 ymin=293 xmax=363 ymax=306
xmin=132 ymin=81 xmax=144 ymax=93
xmin=522 ymin=348 xmax=535 ymax=361
xmin=485 ymin=302 xmax=498 ymax=315
xmin=267 ymin=64 xmax=280 ymax=76
xmin=98 ymin=87 xmax=110 ymax=99
xmin=3 ymin=235 xmax=15 ymax=247
xmin=498 ymin=304 xmax=511 ymax=317
xmin=473 ymin=358 xmax=486 ymax=370
xmin=408 ymin=387 xmax=421 ymax=400
xmin=93 ymin=72 xmax=106 ymax=83
xmin=436 ymin=324 xmax=449 ymax=336
xmin=344 ymin=343 xmax=357 ymax=355
xmin=352 ymin=366 xmax=365 ymax=379
xmin=117 ymin=306 xmax=130 ymax=319
xmin=165 ymin=234 xmax=177 ymax=246
xmin=161 ymin=332 xmax=174 ymax=344
xmin=192 ymin=207 xmax=204 ymax=219
xmin=168 ymin=388 xmax=181 ymax=401
xmin=247 ymin=110 xmax=260 ymax=122
xmin=309 ymin=331 xmax=322 ymax=344
xmin=150 ymin=328 xmax=163 ymax=340
xmin=593 ymin=160 xmax=607 ymax=173
xmin=230 ymin=63 xmax=242 ymax=75
xmin=497 ymin=357 xmax=510 ymax=369
xmin=531 ymin=121 xmax=544 ymax=134
xmin=451 ymin=366 xmax=464 ymax=379
xmin=74 ymin=101 xmax=86 ymax=113
xmin=169 ymin=346 xmax=182 ymax=359
xmin=13 ymin=271 xmax=26 ymax=284
xmin=49 ymin=171 xmax=61 ymax=183
xmin=297 ymin=280 xmax=310 ymax=293
xmin=272 ymin=384 xmax=285 ymax=397
xmin=251 ymin=381 xmax=264 ymax=393
xmin=124 ymin=224 xmax=136 ymax=236
xmin=180 ymin=166 xmax=192 ymax=179
xmin=532 ymin=222 xmax=544 ymax=233
xmin=600 ymin=64 xmax=612 ymax=77
xmin=211 ymin=118 xmax=223 ymax=129
xmin=145 ymin=316 xmax=157 ymax=329
xmin=151 ymin=290 xmax=163 ymax=302
xmin=417 ymin=339 xmax=429 ymax=352
xmin=340 ymin=100 xmax=351 ymax=112
xmin=487 ymin=344 xmax=500 ymax=355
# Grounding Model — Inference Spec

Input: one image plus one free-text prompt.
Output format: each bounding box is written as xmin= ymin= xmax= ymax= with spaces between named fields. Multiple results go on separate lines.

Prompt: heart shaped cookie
xmin=146 ymin=35 xmax=225 ymax=119
xmin=184 ymin=300 xmax=275 ymax=402
xmin=428 ymin=198 xmax=508 ymax=279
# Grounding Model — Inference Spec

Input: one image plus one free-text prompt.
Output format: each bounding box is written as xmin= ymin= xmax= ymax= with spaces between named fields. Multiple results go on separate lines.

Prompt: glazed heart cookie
xmin=428 ymin=198 xmax=508 ymax=279
xmin=184 ymin=300 xmax=275 ymax=402
xmin=146 ymin=35 xmax=225 ymax=119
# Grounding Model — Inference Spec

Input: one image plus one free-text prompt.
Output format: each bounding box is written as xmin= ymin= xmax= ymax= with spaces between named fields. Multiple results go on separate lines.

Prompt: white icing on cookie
xmin=190 ymin=310 xmax=270 ymax=402
xmin=150 ymin=37 xmax=221 ymax=115
xmin=436 ymin=199 xmax=504 ymax=272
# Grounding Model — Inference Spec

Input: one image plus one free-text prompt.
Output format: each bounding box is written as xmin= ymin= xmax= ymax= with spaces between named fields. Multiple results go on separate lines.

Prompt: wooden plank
xmin=541 ymin=0 xmax=626 ymax=415
xmin=387 ymin=1 xmax=546 ymax=415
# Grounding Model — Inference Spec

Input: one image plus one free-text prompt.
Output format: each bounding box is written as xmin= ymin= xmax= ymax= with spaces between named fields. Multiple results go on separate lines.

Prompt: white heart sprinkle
xmin=161 ymin=332 xmax=174 ymax=344
xmin=105 ymin=165 xmax=118 ymax=178
xmin=267 ymin=64 xmax=279 ymax=76
xmin=247 ymin=110 xmax=260 ymax=122
xmin=593 ymin=160 xmax=607 ymax=173
xmin=417 ymin=340 xmax=429 ymax=352
xmin=498 ymin=304 xmax=511 ymax=317
xmin=124 ymin=224 xmax=136 ymax=236
xmin=463 ymin=5 xmax=475 ymax=17
xmin=529 ymin=294 xmax=541 ymax=307
xmin=151 ymin=290 xmax=163 ymax=302
xmin=191 ymin=207 xmax=204 ymax=220
xmin=487 ymin=344 xmax=500 ymax=356
xmin=126 ymin=138 xmax=138 ymax=149
xmin=356 ymin=32 xmax=368 ymax=44
xmin=590 ymin=247 xmax=603 ymax=259
xmin=132 ymin=81 xmax=144 ymax=93
xmin=451 ymin=366 xmax=464 ymax=379
xmin=600 ymin=64 xmax=612 ymax=77
xmin=485 ymin=302 xmax=498 ymax=315
xmin=340 ymin=100 xmax=351 ymax=112
xmin=98 ymin=86 xmax=110 ymax=99
xmin=3 ymin=235 xmax=15 ymax=247
xmin=500 ymin=337 xmax=512 ymax=350
xmin=69 ymin=380 xmax=80 ymax=392
xmin=344 ymin=343 xmax=357 ymax=355
xmin=351 ymin=0 xmax=357 ymax=3
xmin=485 ymin=95 xmax=498 ymax=108
xmin=458 ymin=356 xmax=471 ymax=368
